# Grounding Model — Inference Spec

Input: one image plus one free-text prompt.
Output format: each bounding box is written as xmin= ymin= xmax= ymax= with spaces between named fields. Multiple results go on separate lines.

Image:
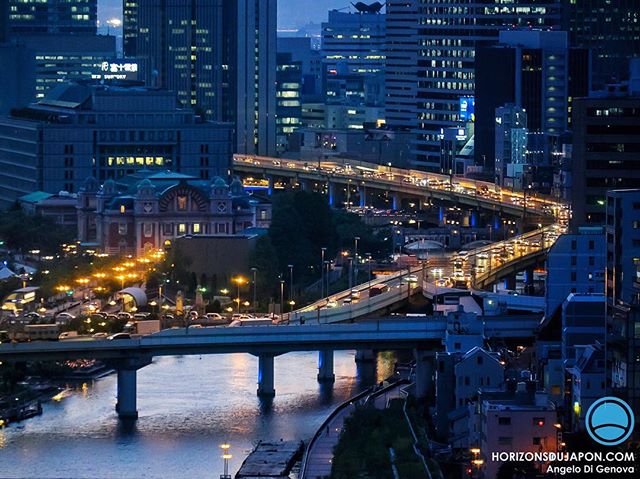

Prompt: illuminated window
xmin=177 ymin=195 xmax=187 ymax=210
xmin=193 ymin=223 xmax=201 ymax=234
xmin=178 ymin=224 xmax=186 ymax=234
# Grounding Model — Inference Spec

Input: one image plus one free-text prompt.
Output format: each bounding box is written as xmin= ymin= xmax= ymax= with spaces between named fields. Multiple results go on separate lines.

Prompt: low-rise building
xmin=77 ymin=172 xmax=271 ymax=257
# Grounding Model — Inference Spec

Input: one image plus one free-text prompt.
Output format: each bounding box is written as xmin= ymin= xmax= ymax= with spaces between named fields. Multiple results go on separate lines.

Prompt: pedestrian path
xmin=302 ymin=382 xmax=405 ymax=479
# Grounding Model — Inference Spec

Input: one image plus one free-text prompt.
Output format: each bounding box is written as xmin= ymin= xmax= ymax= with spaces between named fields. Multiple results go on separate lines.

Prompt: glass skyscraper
xmin=413 ymin=0 xmax=562 ymax=170
xmin=125 ymin=0 xmax=276 ymax=156
xmin=8 ymin=0 xmax=97 ymax=35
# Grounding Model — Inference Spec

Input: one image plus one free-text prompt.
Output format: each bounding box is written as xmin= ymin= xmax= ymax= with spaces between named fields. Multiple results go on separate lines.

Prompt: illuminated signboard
xmin=459 ymin=97 xmax=475 ymax=122
xmin=91 ymin=61 xmax=140 ymax=81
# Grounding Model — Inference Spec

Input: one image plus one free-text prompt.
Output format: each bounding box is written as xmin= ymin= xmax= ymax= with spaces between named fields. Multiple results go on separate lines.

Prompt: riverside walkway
xmin=301 ymin=381 xmax=406 ymax=479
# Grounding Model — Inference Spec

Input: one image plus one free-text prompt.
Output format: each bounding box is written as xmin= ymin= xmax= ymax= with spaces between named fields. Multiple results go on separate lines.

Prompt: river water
xmin=0 ymin=351 xmax=397 ymax=479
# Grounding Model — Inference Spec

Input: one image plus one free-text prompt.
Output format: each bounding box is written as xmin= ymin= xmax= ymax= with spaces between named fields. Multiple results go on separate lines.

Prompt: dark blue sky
xmin=98 ymin=0 xmax=349 ymax=29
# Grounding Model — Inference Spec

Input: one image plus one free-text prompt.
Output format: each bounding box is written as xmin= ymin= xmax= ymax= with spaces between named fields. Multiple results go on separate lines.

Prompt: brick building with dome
xmin=77 ymin=171 xmax=271 ymax=256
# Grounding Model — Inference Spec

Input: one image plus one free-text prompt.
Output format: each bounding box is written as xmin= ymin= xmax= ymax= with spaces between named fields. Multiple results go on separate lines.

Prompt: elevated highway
xmin=0 ymin=315 xmax=541 ymax=419
xmin=233 ymin=155 xmax=567 ymax=221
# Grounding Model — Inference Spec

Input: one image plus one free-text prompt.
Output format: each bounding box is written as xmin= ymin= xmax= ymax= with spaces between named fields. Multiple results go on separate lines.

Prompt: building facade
xmin=413 ymin=1 xmax=561 ymax=171
xmin=606 ymin=188 xmax=640 ymax=429
xmin=125 ymin=0 xmax=276 ymax=156
xmin=7 ymin=0 xmax=96 ymax=35
xmin=571 ymin=83 xmax=640 ymax=227
xmin=545 ymin=227 xmax=606 ymax=318
xmin=563 ymin=0 xmax=640 ymax=89
xmin=276 ymin=52 xmax=302 ymax=154
xmin=0 ymin=82 xmax=233 ymax=208
xmin=384 ymin=0 xmax=419 ymax=132
xmin=77 ymin=172 xmax=271 ymax=256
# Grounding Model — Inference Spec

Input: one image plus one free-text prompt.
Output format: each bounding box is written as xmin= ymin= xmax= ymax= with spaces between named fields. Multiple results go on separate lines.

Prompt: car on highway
xmin=326 ymin=299 xmax=338 ymax=308
xmin=55 ymin=312 xmax=76 ymax=323
xmin=92 ymin=332 xmax=109 ymax=339
xmin=405 ymin=274 xmax=419 ymax=283
xmin=107 ymin=332 xmax=131 ymax=340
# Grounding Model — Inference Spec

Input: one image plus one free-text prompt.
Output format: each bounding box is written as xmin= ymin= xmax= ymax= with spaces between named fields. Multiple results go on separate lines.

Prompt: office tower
xmin=321 ymin=8 xmax=385 ymax=77
xmin=275 ymin=53 xmax=302 ymax=154
xmin=606 ymin=189 xmax=640 ymax=425
xmin=277 ymin=37 xmax=323 ymax=102
xmin=475 ymin=30 xmax=590 ymax=173
xmin=570 ymin=69 xmax=640 ymax=227
xmin=413 ymin=1 xmax=561 ymax=171
xmin=563 ymin=0 xmax=640 ymax=89
xmin=494 ymin=105 xmax=527 ymax=186
xmin=19 ymin=34 xmax=118 ymax=99
xmin=7 ymin=0 xmax=97 ymax=35
xmin=126 ymin=0 xmax=276 ymax=156
xmin=123 ymin=0 xmax=138 ymax=57
xmin=0 ymin=1 xmax=7 ymax=43
xmin=546 ymin=228 xmax=606 ymax=319
xmin=0 ymin=82 xmax=233 ymax=207
xmin=384 ymin=0 xmax=419 ymax=131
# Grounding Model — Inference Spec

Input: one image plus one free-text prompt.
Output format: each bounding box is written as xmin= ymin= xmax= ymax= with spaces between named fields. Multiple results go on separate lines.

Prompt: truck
xmin=124 ymin=319 xmax=161 ymax=335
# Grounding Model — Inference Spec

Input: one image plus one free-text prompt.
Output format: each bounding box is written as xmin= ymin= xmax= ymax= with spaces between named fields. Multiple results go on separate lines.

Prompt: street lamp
xmin=279 ymin=279 xmax=285 ymax=322
xmin=366 ymin=253 xmax=373 ymax=291
xmin=288 ymin=264 xmax=294 ymax=303
xmin=354 ymin=236 xmax=360 ymax=285
xmin=250 ymin=267 xmax=257 ymax=312
xmin=320 ymin=247 xmax=327 ymax=298
xmin=232 ymin=277 xmax=246 ymax=314
xmin=220 ymin=443 xmax=232 ymax=479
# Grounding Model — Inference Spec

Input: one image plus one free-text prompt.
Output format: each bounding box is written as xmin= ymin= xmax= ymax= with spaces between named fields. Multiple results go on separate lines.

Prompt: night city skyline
xmin=0 ymin=1 xmax=639 ymax=479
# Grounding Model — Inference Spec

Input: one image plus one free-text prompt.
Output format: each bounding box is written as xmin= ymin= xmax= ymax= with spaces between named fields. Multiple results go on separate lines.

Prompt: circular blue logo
xmin=585 ymin=396 xmax=634 ymax=446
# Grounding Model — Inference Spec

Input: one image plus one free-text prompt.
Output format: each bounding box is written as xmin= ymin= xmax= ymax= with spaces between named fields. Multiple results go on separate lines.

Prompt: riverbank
xmin=0 ymin=360 xmax=114 ymax=428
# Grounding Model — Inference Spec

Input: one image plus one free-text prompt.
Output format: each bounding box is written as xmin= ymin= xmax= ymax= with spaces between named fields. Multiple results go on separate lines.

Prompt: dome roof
xmin=101 ymin=179 xmax=117 ymax=194
xmin=229 ymin=176 xmax=244 ymax=196
xmin=137 ymin=178 xmax=154 ymax=189
xmin=82 ymin=176 xmax=99 ymax=192
xmin=211 ymin=176 xmax=228 ymax=188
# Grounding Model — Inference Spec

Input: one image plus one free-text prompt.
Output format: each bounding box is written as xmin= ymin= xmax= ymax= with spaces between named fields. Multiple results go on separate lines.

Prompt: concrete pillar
xmin=391 ymin=192 xmax=399 ymax=210
xmin=524 ymin=267 xmax=535 ymax=295
xmin=439 ymin=206 xmax=445 ymax=226
xmin=504 ymin=274 xmax=516 ymax=291
xmin=257 ymin=353 xmax=276 ymax=396
xmin=317 ymin=349 xmax=335 ymax=382
xmin=414 ymin=349 xmax=435 ymax=400
xmin=359 ymin=185 xmax=366 ymax=208
xmin=267 ymin=175 xmax=274 ymax=195
xmin=355 ymin=349 xmax=376 ymax=362
xmin=328 ymin=182 xmax=335 ymax=206
xmin=116 ymin=368 xmax=138 ymax=419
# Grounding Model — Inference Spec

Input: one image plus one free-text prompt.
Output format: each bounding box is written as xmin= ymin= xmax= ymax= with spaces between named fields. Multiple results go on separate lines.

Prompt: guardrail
xmin=233 ymin=155 xmax=565 ymax=217
xmin=300 ymin=379 xmax=409 ymax=479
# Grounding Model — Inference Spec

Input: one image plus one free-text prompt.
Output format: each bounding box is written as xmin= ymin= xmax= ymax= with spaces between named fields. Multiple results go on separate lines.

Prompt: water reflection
xmin=0 ymin=350 xmax=397 ymax=479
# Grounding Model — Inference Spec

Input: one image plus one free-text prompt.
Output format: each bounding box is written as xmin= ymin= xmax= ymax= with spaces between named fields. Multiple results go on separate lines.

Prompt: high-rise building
xmin=570 ymin=77 xmax=640 ymax=227
xmin=563 ymin=0 xmax=640 ymax=89
xmin=275 ymin=53 xmax=302 ymax=154
xmin=413 ymin=1 xmax=561 ymax=171
xmin=321 ymin=7 xmax=386 ymax=128
xmin=321 ymin=9 xmax=385 ymax=77
xmin=125 ymin=0 xmax=276 ymax=156
xmin=0 ymin=82 xmax=233 ymax=208
xmin=384 ymin=0 xmax=419 ymax=132
xmin=494 ymin=105 xmax=527 ymax=186
xmin=277 ymin=37 xmax=323 ymax=102
xmin=475 ymin=30 xmax=590 ymax=173
xmin=545 ymin=227 xmax=606 ymax=319
xmin=7 ymin=0 xmax=97 ymax=35
xmin=605 ymin=188 xmax=640 ymax=427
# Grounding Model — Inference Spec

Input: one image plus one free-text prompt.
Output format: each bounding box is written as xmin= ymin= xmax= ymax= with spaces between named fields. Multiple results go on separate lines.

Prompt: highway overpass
xmin=232 ymin=155 xmax=568 ymax=221
xmin=0 ymin=315 xmax=540 ymax=419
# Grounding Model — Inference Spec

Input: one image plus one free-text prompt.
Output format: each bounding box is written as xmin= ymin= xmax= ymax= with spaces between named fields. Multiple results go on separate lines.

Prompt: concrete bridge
xmin=0 ymin=316 xmax=540 ymax=419
xmin=232 ymin=155 xmax=563 ymax=220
